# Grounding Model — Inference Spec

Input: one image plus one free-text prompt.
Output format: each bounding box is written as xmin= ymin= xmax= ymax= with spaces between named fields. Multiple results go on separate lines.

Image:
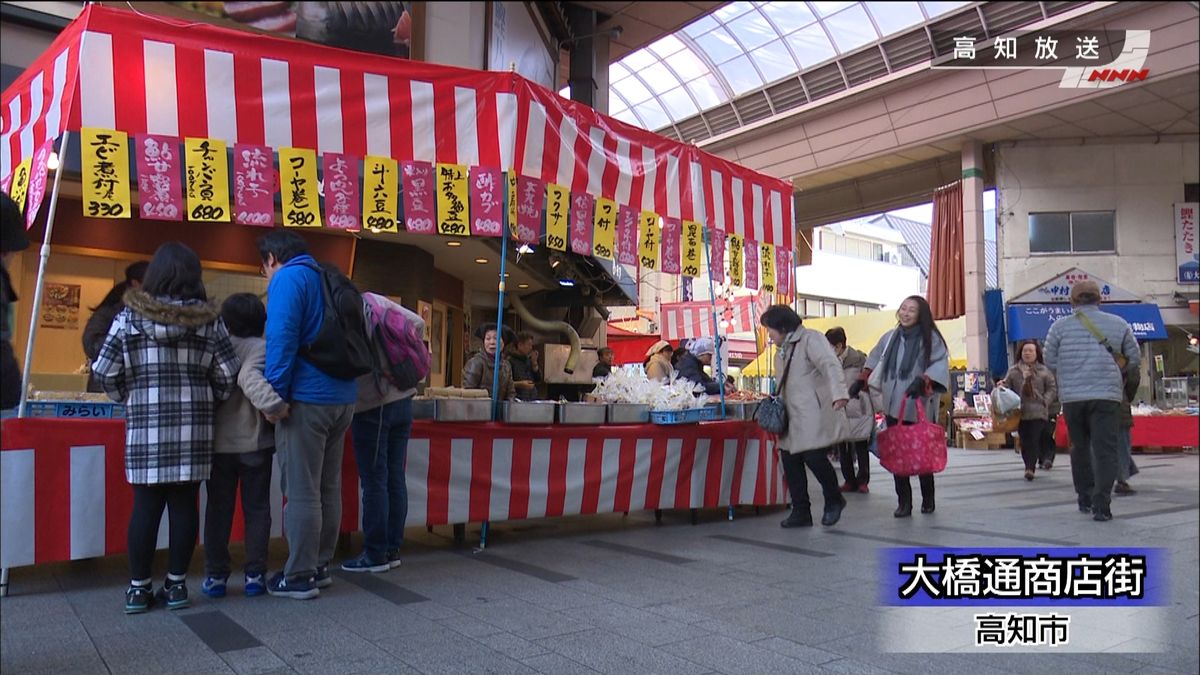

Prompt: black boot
xmin=781 ymin=508 xmax=813 ymax=528
xmin=821 ymin=496 xmax=846 ymax=526
xmin=894 ymin=501 xmax=912 ymax=518
xmin=894 ymin=476 xmax=913 ymax=518
xmin=919 ymin=474 xmax=936 ymax=514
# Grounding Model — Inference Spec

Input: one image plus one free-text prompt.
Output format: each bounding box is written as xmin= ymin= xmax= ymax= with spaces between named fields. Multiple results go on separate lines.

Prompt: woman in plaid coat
xmin=93 ymin=242 xmax=240 ymax=614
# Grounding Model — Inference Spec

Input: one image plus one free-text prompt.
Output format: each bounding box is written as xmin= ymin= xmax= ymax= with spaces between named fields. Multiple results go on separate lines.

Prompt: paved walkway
xmin=3 ymin=447 xmax=1197 ymax=674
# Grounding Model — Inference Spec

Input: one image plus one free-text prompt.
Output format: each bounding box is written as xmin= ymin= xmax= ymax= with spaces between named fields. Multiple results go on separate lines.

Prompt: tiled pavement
xmin=2 ymin=447 xmax=1197 ymax=674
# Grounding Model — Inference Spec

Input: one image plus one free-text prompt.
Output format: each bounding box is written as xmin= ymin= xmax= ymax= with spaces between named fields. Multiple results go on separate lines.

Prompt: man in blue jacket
xmin=1043 ymin=280 xmax=1140 ymax=522
xmin=258 ymin=231 xmax=357 ymax=599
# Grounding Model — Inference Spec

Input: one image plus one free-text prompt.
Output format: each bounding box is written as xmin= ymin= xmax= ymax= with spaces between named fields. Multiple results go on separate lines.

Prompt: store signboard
xmin=1175 ymin=203 xmax=1199 ymax=283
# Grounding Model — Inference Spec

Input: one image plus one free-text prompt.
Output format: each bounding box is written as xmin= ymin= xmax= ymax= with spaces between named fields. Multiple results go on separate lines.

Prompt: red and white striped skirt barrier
xmin=1 ymin=418 xmax=785 ymax=569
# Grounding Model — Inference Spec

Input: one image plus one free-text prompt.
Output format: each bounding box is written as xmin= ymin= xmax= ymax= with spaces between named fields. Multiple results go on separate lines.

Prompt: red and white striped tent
xmin=1 ymin=4 xmax=794 ymax=253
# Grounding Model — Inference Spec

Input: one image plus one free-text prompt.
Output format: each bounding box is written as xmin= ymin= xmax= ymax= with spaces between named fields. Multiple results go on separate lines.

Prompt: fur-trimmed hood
xmin=122 ymin=288 xmax=220 ymax=345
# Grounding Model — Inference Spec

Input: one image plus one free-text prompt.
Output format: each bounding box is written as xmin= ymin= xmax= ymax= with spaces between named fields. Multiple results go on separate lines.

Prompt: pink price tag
xmin=468 ymin=166 xmax=503 ymax=237
xmin=569 ymin=192 xmax=594 ymax=255
xmin=776 ymin=247 xmax=792 ymax=296
xmin=515 ymin=175 xmax=544 ymax=244
xmin=709 ymin=229 xmax=725 ymax=281
xmin=135 ymin=134 xmax=183 ymax=221
xmin=744 ymin=238 xmax=759 ymax=291
xmin=233 ymin=143 xmax=276 ymax=227
xmin=25 ymin=138 xmax=56 ymax=228
xmin=402 ymin=160 xmax=435 ymax=234
xmin=660 ymin=217 xmax=681 ymax=274
xmin=322 ymin=152 xmax=361 ymax=231
xmin=616 ymin=205 xmax=639 ymax=266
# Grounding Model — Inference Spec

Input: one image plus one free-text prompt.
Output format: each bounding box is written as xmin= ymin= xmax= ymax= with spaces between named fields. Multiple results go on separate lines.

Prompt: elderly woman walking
xmin=760 ymin=305 xmax=849 ymax=528
xmin=1001 ymin=340 xmax=1058 ymax=481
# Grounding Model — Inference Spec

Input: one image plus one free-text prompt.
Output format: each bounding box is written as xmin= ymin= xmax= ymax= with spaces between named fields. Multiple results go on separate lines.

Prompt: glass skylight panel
xmin=664 ymin=49 xmax=710 ymax=81
xmin=694 ymin=27 xmax=745 ymax=64
xmin=788 ymin=23 xmax=838 ymax=65
xmin=810 ymin=1 xmax=856 ymax=18
xmin=726 ymin=10 xmax=777 ymax=51
xmin=659 ymin=86 xmax=699 ymax=120
xmin=634 ymin=99 xmax=672 ymax=130
xmin=649 ymin=34 xmax=686 ymax=58
xmin=613 ymin=107 xmax=642 ymax=127
xmin=610 ymin=62 xmax=631 ymax=80
xmin=685 ymin=74 xmax=729 ymax=108
xmin=640 ymin=62 xmax=683 ymax=90
xmin=867 ymin=1 xmax=925 ymax=36
xmin=824 ymin=4 xmax=878 ymax=52
xmin=683 ymin=14 xmax=720 ymax=38
xmin=613 ymin=75 xmax=653 ymax=106
xmin=761 ymin=1 xmax=817 ymax=34
xmin=717 ymin=54 xmax=764 ymax=96
xmin=750 ymin=39 xmax=799 ymax=83
xmin=712 ymin=1 xmax=755 ymax=23
xmin=920 ymin=1 xmax=970 ymax=19
xmin=621 ymin=49 xmax=658 ymax=71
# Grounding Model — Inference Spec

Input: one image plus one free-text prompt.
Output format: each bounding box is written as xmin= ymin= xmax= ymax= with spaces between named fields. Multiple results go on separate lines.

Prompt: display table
xmin=0 ymin=418 xmax=784 ymax=570
xmin=1055 ymin=414 xmax=1199 ymax=449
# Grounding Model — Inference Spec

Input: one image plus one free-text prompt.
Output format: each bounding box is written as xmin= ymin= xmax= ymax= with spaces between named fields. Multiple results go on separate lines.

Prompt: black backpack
xmin=298 ymin=262 xmax=373 ymax=380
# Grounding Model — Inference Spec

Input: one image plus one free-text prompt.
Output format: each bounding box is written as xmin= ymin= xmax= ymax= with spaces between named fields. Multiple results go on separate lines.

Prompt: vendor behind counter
xmin=462 ymin=323 xmax=515 ymax=401
xmin=82 ymin=261 xmax=148 ymax=391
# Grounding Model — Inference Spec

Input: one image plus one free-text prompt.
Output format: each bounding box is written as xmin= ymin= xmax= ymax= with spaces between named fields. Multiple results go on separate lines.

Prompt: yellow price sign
xmin=545 ymin=183 xmax=569 ymax=251
xmin=681 ymin=220 xmax=702 ymax=277
xmin=81 ymin=127 xmax=131 ymax=218
xmin=639 ymin=211 xmax=659 ymax=270
xmin=761 ymin=242 xmax=776 ymax=294
xmin=506 ymin=171 xmax=518 ymax=237
xmin=8 ymin=157 xmax=31 ymax=214
xmin=279 ymin=147 xmax=322 ymax=227
xmin=592 ymin=197 xmax=616 ymax=260
xmin=362 ymin=155 xmax=399 ymax=233
xmin=185 ymin=137 xmax=231 ymax=222
xmin=435 ymin=163 xmax=470 ymax=237
xmin=728 ymin=233 xmax=744 ymax=287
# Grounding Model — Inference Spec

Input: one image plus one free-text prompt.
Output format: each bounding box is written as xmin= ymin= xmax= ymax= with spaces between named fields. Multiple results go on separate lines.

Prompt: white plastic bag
xmin=991 ymin=385 xmax=1021 ymax=416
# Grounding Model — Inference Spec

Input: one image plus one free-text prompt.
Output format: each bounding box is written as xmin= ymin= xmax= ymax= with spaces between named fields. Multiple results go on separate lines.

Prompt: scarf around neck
xmin=882 ymin=323 xmax=925 ymax=381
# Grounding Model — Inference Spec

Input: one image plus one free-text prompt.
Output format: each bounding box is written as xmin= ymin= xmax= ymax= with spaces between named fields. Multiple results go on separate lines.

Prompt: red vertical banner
xmin=468 ymin=166 xmax=503 ymax=237
xmin=322 ymin=153 xmax=361 ymax=231
xmin=516 ymin=175 xmax=544 ymax=245
xmin=777 ymin=247 xmax=793 ymax=297
xmin=134 ymin=135 xmax=183 ymax=222
xmin=744 ymin=238 xmax=759 ymax=291
xmin=569 ymin=192 xmax=594 ymax=255
xmin=233 ymin=144 xmax=276 ymax=227
xmin=25 ymin=139 xmax=56 ymax=228
xmin=616 ymin=205 xmax=639 ymax=266
xmin=661 ymin=217 xmax=681 ymax=275
xmin=708 ymin=228 xmax=725 ymax=283
xmin=402 ymin=160 xmax=436 ymax=234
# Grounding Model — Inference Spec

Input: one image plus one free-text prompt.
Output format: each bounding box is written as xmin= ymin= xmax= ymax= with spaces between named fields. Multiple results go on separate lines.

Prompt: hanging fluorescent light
xmin=558 ymin=279 xmax=576 ymax=287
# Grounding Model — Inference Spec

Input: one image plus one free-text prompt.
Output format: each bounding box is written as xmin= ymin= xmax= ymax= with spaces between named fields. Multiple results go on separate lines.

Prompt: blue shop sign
xmin=1007 ymin=303 xmax=1168 ymax=341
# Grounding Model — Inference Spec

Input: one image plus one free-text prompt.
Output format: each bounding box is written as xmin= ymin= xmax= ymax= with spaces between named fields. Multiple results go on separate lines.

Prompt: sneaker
xmin=244 ymin=573 xmax=266 ymax=597
xmin=1024 ymin=470 xmax=1035 ymax=481
xmin=1077 ymin=497 xmax=1093 ymax=513
xmin=341 ymin=553 xmax=389 ymax=574
xmin=857 ymin=484 xmax=870 ymax=494
xmin=266 ymin=572 xmax=319 ymax=600
xmin=314 ymin=565 xmax=333 ymax=589
xmin=1093 ymin=507 xmax=1113 ymax=522
xmin=780 ymin=509 xmax=813 ymax=528
xmin=821 ymin=497 xmax=846 ymax=527
xmin=158 ymin=581 xmax=190 ymax=610
xmin=124 ymin=584 xmax=155 ymax=614
xmin=1114 ymin=481 xmax=1137 ymax=496
xmin=838 ymin=482 xmax=855 ymax=493
xmin=386 ymin=550 xmax=403 ymax=569
xmin=200 ymin=575 xmax=228 ymax=599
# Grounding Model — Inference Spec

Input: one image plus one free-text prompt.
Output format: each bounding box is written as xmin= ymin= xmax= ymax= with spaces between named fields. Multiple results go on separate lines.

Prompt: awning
xmin=1007 ymin=304 xmax=1168 ymax=341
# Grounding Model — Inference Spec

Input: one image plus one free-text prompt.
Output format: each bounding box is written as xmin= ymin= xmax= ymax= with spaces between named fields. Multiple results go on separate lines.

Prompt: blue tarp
xmin=1007 ymin=303 xmax=1168 ymax=341
xmin=985 ymin=289 xmax=1009 ymax=380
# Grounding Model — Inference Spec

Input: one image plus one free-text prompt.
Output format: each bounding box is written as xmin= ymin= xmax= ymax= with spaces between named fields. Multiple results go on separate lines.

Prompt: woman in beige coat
xmin=760 ymin=305 xmax=849 ymax=528
xmin=643 ymin=340 xmax=675 ymax=382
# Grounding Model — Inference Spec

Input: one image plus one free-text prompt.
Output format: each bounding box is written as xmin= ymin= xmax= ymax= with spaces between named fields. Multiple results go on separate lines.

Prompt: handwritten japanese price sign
xmin=323 ymin=153 xmax=361 ymax=231
xmin=363 ymin=155 xmax=398 ymax=233
xmin=25 ymin=139 xmax=56 ymax=228
xmin=592 ymin=197 xmax=616 ymax=260
xmin=233 ymin=144 xmax=276 ymax=227
xmin=661 ymin=217 xmax=681 ymax=274
xmin=279 ymin=147 xmax=322 ymax=227
xmin=569 ymin=192 xmax=594 ymax=255
xmin=761 ymin=242 xmax=776 ymax=294
xmin=185 ymin=137 xmax=230 ymax=222
xmin=135 ymin=135 xmax=182 ymax=222
xmin=744 ymin=238 xmax=759 ymax=291
xmin=708 ymin=229 xmax=725 ymax=282
xmin=639 ymin=211 xmax=659 ymax=270
xmin=616 ymin=205 xmax=639 ymax=266
xmin=776 ymin=247 xmax=793 ymax=297
xmin=681 ymin=221 xmax=702 ymax=277
xmin=401 ymin=160 xmax=435 ymax=234
xmin=515 ymin=175 xmax=544 ymax=244
xmin=506 ymin=171 xmax=518 ymax=238
xmin=728 ymin=234 xmax=744 ymax=287
xmin=545 ymin=183 xmax=569 ymax=251
xmin=468 ymin=166 xmax=502 ymax=237
xmin=434 ymin=163 xmax=469 ymax=237
xmin=81 ymin=128 xmax=131 ymax=218
xmin=8 ymin=157 xmax=31 ymax=216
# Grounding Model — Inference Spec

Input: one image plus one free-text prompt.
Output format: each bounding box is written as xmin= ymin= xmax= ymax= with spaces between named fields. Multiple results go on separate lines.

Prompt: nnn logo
xmin=1088 ymin=68 xmax=1150 ymax=83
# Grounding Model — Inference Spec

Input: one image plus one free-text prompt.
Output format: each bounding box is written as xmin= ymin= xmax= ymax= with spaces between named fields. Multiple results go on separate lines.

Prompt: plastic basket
xmin=650 ymin=408 xmax=703 ymax=425
xmin=698 ymin=406 xmax=722 ymax=421
xmin=25 ymin=400 xmax=125 ymax=419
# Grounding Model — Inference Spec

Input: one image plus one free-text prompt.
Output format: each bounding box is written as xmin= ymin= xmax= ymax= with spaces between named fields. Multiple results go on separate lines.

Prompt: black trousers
xmin=128 ymin=482 xmax=201 ymax=581
xmin=1017 ymin=419 xmax=1047 ymax=472
xmin=204 ymin=449 xmax=274 ymax=577
xmin=885 ymin=416 xmax=934 ymax=507
xmin=1040 ymin=421 xmax=1058 ymax=465
xmin=780 ymin=447 xmax=842 ymax=512
xmin=1063 ymin=400 xmax=1121 ymax=510
xmin=838 ymin=440 xmax=870 ymax=487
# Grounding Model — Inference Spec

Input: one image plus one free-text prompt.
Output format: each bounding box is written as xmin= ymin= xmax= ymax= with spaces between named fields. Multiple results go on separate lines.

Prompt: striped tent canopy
xmin=0 ymin=4 xmax=794 ymax=252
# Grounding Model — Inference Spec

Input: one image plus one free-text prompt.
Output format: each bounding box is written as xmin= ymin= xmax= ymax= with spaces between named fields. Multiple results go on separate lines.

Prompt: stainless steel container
xmin=606 ymin=403 xmax=650 ymax=424
xmin=502 ymin=401 xmax=557 ymax=425
xmin=558 ymin=402 xmax=608 ymax=425
xmin=723 ymin=402 xmax=745 ymax=420
xmin=435 ymin=398 xmax=493 ymax=422
xmin=742 ymin=401 xmax=760 ymax=421
xmin=411 ymin=398 xmax=438 ymax=420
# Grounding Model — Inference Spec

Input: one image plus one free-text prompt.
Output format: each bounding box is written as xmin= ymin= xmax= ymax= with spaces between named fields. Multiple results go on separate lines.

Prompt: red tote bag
xmin=877 ymin=395 xmax=948 ymax=476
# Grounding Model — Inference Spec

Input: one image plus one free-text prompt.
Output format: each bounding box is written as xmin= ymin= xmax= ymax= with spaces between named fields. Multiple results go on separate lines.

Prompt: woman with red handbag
xmin=851 ymin=296 xmax=950 ymax=518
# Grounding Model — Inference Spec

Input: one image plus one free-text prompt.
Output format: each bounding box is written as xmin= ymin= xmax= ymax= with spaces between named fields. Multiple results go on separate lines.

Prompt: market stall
xmin=1055 ymin=410 xmax=1199 ymax=451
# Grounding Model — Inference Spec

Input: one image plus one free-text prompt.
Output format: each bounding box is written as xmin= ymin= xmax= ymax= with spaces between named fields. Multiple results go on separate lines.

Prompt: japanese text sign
xmin=8 ymin=157 xmax=31 ymax=217
xmin=25 ymin=139 xmax=56 ymax=228
xmin=728 ymin=234 xmax=744 ymax=287
xmin=744 ymin=238 xmax=759 ymax=291
xmin=592 ymin=197 xmax=616 ymax=260
xmin=468 ymin=166 xmax=502 ymax=237
xmin=545 ymin=184 xmax=569 ymax=251
xmin=639 ymin=211 xmax=659 ymax=271
xmin=761 ymin=242 xmax=776 ymax=294
xmin=279 ymin=147 xmax=322 ymax=227
xmin=401 ymin=160 xmax=435 ymax=234
xmin=185 ymin=137 xmax=230 ymax=222
xmin=569 ymin=192 xmax=594 ymax=255
xmin=435 ymin=163 xmax=469 ymax=237
xmin=661 ymin=218 xmax=681 ymax=275
xmin=516 ymin=175 xmax=544 ymax=244
xmin=1176 ymin=203 xmax=1198 ymax=283
xmin=708 ymin=228 xmax=725 ymax=282
xmin=776 ymin=247 xmax=793 ymax=297
xmin=616 ymin=205 xmax=638 ymax=266
xmin=507 ymin=171 xmax=518 ymax=237
xmin=81 ymin=128 xmax=131 ymax=218
xmin=681 ymin=220 xmax=702 ymax=278
xmin=135 ymin=135 xmax=182 ymax=222
xmin=233 ymin=144 xmax=276 ymax=227
xmin=323 ymin=153 xmax=361 ymax=231
xmin=362 ymin=156 xmax=398 ymax=233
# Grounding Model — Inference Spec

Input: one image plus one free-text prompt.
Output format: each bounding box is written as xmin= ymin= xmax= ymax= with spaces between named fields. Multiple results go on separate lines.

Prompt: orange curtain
xmin=928 ymin=182 xmax=965 ymax=320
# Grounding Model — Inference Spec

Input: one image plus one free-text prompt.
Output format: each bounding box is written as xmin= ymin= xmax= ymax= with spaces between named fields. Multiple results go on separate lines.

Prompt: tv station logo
xmin=931 ymin=30 xmax=1150 ymax=89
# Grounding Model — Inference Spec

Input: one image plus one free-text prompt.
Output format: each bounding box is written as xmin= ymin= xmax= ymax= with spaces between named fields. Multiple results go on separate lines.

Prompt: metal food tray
xmin=606 ymin=403 xmax=650 ymax=424
xmin=435 ymin=398 xmax=493 ymax=422
xmin=502 ymin=401 xmax=557 ymax=425
xmin=558 ymin=402 xmax=607 ymax=425
xmin=411 ymin=398 xmax=438 ymax=420
xmin=742 ymin=401 xmax=760 ymax=420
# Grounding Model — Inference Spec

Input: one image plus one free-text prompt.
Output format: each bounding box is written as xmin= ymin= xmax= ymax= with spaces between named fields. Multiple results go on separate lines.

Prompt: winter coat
xmin=592 ymin=361 xmax=612 ymax=379
xmin=864 ymin=327 xmax=950 ymax=424
xmin=263 ymin=254 xmax=357 ymax=406
xmin=676 ymin=351 xmax=720 ymax=395
xmin=92 ymin=289 xmax=240 ymax=484
xmin=839 ymin=346 xmax=882 ymax=442
xmin=463 ymin=350 xmax=515 ymax=401
xmin=1003 ymin=362 xmax=1057 ymax=421
xmin=774 ymin=327 xmax=849 ymax=453
xmin=0 ymin=266 xmax=20 ymax=410
xmin=645 ymin=352 xmax=674 ymax=382
xmin=215 ymin=336 xmax=286 ymax=454
xmin=508 ymin=350 xmax=541 ymax=399
xmin=1043 ymin=305 xmax=1140 ymax=405
xmin=1119 ymin=365 xmax=1140 ymax=430
xmin=83 ymin=301 xmax=122 ymax=392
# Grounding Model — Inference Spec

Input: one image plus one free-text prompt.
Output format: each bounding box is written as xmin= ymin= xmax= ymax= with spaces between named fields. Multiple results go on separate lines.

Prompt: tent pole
xmin=491 ymin=174 xmax=510 ymax=422
xmin=702 ymin=228 xmax=725 ymax=418
xmin=17 ymin=131 xmax=71 ymax=418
